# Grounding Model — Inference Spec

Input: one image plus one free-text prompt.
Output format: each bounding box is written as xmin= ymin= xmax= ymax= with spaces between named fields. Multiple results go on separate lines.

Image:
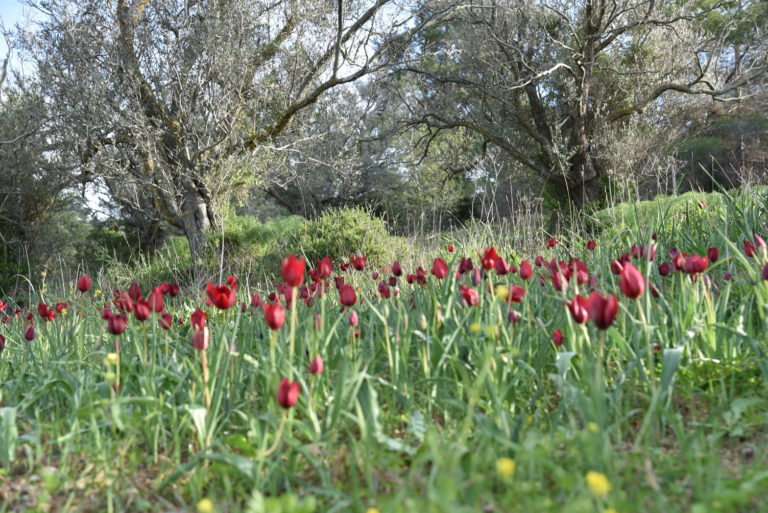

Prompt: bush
xmin=296 ymin=207 xmax=404 ymax=267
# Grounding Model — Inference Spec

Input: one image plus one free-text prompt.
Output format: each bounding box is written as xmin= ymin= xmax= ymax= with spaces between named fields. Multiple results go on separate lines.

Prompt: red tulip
xmin=114 ymin=293 xmax=134 ymax=313
xmin=159 ymin=282 xmax=171 ymax=295
xmin=339 ymin=284 xmax=357 ymax=307
xmin=277 ymin=378 xmax=300 ymax=409
xmin=191 ymin=308 xmax=207 ymax=330
xmin=169 ymin=283 xmax=180 ymax=297
xmin=707 ymin=247 xmax=719 ymax=262
xmin=134 ymin=299 xmax=151 ymax=321
xmin=566 ymin=295 xmax=589 ymax=324
xmin=547 ymin=237 xmax=557 ymax=249
xmin=610 ymin=259 xmax=624 ymax=275
xmin=281 ymin=253 xmax=306 ymax=287
xmin=77 ymin=274 xmax=92 ymax=292
xmin=508 ymin=310 xmax=521 ymax=323
xmin=349 ymin=310 xmax=359 ymax=326
xmin=0 ymin=334 xmax=5 ymax=351
xmin=481 ymin=247 xmax=498 ymax=270
xmin=509 ymin=285 xmax=525 ymax=303
xmin=744 ymin=239 xmax=756 ymax=257
xmin=128 ymin=282 xmax=142 ymax=301
xmin=431 ymin=258 xmax=448 ymax=279
xmin=724 ymin=272 xmax=733 ymax=281
xmin=619 ymin=263 xmax=645 ymax=299
xmin=495 ymin=257 xmax=511 ymax=275
xmin=448 ymin=244 xmax=454 ymax=252
xmin=658 ymin=262 xmax=672 ymax=276
xmin=24 ymin=325 xmax=35 ymax=341
xmin=309 ymin=355 xmax=324 ymax=375
xmin=264 ymin=302 xmax=285 ymax=330
xmin=160 ymin=312 xmax=173 ymax=330
xmin=391 ymin=260 xmax=402 ymax=277
xmin=519 ymin=260 xmax=532 ymax=280
xmin=316 ymin=256 xmax=333 ymax=280
xmin=586 ymin=240 xmax=596 ymax=251
xmin=552 ymin=329 xmax=563 ymax=345
xmin=459 ymin=285 xmax=479 ymax=306
xmin=586 ymin=292 xmax=618 ymax=330
xmin=55 ymin=302 xmax=67 ymax=314
xmin=101 ymin=307 xmax=113 ymax=320
xmin=192 ymin=326 xmax=209 ymax=351
xmin=148 ymin=287 xmax=164 ymax=312
xmin=107 ymin=313 xmax=128 ymax=335
xmin=683 ymin=254 xmax=708 ymax=275
xmin=350 ymin=255 xmax=366 ymax=271
xmin=206 ymin=281 xmax=237 ymax=310
xmin=762 ymin=263 xmax=768 ymax=281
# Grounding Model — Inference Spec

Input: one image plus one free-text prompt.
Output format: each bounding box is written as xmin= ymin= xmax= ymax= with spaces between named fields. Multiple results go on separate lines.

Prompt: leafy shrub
xmin=296 ymin=206 xmax=404 ymax=266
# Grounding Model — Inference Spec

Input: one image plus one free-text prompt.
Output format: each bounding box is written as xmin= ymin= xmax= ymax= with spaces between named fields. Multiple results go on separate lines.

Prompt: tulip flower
xmin=552 ymin=329 xmax=563 ymax=345
xmin=134 ymin=299 xmax=151 ymax=321
xmin=350 ymin=255 xmax=366 ymax=271
xmin=619 ymin=263 xmax=645 ymax=299
xmin=309 ymin=355 xmax=324 ymax=375
xmin=508 ymin=310 xmax=521 ymax=323
xmin=348 ymin=310 xmax=359 ymax=326
xmin=191 ymin=325 xmax=209 ymax=351
xmin=481 ymin=247 xmax=498 ymax=270
xmin=281 ymin=253 xmax=306 ymax=287
xmin=277 ymin=378 xmax=300 ymax=409
xmin=107 ymin=313 xmax=128 ymax=335
xmin=509 ymin=285 xmax=525 ymax=303
xmin=519 ymin=260 xmax=532 ymax=280
xmin=683 ymin=254 xmax=708 ymax=275
xmin=169 ymin=283 xmax=180 ymax=297
xmin=206 ymin=281 xmax=237 ymax=310
xmin=391 ymin=260 xmax=402 ymax=277
xmin=762 ymin=263 xmax=768 ymax=281
xmin=191 ymin=308 xmax=207 ymax=330
xmin=745 ymin=239 xmax=756 ymax=257
xmin=431 ymin=258 xmax=448 ymax=279
xmin=264 ymin=302 xmax=286 ymax=330
xmin=159 ymin=282 xmax=171 ymax=295
xmin=160 ymin=312 xmax=173 ymax=330
xmin=0 ymin=334 xmax=5 ymax=352
xmin=707 ymin=247 xmax=719 ymax=262
xmin=24 ymin=325 xmax=35 ymax=341
xmin=128 ymin=282 xmax=142 ymax=301
xmin=77 ymin=274 xmax=92 ymax=292
xmin=339 ymin=284 xmax=357 ymax=307
xmin=547 ymin=237 xmax=557 ymax=248
xmin=658 ymin=262 xmax=672 ymax=276
xmin=459 ymin=285 xmax=479 ymax=306
xmin=586 ymin=240 xmax=596 ymax=250
xmin=566 ymin=295 xmax=589 ymax=324
xmin=316 ymin=256 xmax=333 ymax=280
xmin=495 ymin=257 xmax=512 ymax=275
xmin=586 ymin=292 xmax=618 ymax=330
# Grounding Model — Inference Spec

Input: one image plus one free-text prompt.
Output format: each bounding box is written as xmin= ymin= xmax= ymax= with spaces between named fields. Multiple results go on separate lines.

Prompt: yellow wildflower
xmin=496 ymin=457 xmax=516 ymax=478
xmin=586 ymin=471 xmax=611 ymax=496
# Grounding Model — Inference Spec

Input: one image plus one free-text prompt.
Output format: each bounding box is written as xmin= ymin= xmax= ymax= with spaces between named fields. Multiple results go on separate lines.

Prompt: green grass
xmin=1 ymin=189 xmax=767 ymax=512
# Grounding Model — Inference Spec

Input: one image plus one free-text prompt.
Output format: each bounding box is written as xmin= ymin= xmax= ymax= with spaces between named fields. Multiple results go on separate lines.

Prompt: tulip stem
xmin=201 ymin=349 xmax=211 ymax=414
xmin=289 ymin=286 xmax=298 ymax=378
xmin=256 ymin=413 xmax=287 ymax=458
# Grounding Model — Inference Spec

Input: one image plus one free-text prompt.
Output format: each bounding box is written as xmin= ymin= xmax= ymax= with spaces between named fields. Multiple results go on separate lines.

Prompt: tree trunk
xmin=181 ymin=187 xmax=214 ymax=281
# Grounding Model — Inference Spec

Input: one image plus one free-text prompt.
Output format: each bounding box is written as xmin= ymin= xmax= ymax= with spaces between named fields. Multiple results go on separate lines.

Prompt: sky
xmin=0 ymin=0 xmax=31 ymax=60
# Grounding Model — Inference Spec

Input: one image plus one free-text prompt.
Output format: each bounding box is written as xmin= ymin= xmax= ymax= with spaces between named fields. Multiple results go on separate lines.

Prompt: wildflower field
xmin=1 ymin=191 xmax=768 ymax=513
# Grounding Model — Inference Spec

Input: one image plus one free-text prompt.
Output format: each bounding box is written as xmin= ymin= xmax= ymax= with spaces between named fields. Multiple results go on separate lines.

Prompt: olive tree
xmin=22 ymin=0 xmax=442 ymax=276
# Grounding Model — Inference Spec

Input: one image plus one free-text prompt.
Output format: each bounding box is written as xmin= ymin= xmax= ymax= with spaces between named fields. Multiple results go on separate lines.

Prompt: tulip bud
xmin=77 ymin=274 xmax=92 ymax=292
xmin=276 ymin=378 xmax=300 ymax=409
xmin=309 ymin=355 xmax=324 ymax=375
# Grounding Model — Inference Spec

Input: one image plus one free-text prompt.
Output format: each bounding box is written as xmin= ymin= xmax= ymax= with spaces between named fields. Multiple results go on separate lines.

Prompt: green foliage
xmin=296 ymin=206 xmax=404 ymax=266
xmin=589 ymin=188 xmax=768 ymax=251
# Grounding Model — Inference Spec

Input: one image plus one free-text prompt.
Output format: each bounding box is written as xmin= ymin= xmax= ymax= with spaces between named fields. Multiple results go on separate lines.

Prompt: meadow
xmin=1 ymin=189 xmax=768 ymax=513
